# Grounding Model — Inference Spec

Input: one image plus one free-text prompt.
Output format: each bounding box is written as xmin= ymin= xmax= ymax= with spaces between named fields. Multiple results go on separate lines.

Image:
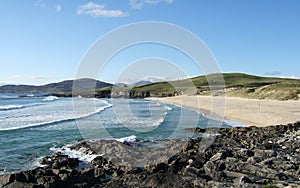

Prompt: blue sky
xmin=0 ymin=0 xmax=300 ymax=85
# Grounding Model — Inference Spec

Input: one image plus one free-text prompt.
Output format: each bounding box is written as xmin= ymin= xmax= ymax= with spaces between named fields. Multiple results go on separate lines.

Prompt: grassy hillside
xmin=130 ymin=73 xmax=300 ymax=100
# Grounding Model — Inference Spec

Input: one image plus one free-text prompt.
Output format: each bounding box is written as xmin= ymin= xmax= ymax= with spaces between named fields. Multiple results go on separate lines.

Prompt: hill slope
xmin=0 ymin=78 xmax=112 ymax=93
xmin=129 ymin=73 xmax=300 ymax=100
xmin=1 ymin=73 xmax=299 ymax=100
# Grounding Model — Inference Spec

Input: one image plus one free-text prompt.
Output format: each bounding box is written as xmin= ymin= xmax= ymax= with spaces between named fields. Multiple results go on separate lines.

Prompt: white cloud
xmin=129 ymin=0 xmax=174 ymax=9
xmin=280 ymin=75 xmax=300 ymax=80
xmin=56 ymin=5 xmax=61 ymax=12
xmin=77 ymin=2 xmax=128 ymax=17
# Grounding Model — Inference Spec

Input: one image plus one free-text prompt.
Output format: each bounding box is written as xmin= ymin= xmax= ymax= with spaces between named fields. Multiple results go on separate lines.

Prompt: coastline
xmin=146 ymin=95 xmax=300 ymax=127
xmin=1 ymin=122 xmax=300 ymax=187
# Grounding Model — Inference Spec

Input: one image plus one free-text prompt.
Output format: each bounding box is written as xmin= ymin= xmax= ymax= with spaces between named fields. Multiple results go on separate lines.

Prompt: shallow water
xmin=0 ymin=95 xmax=230 ymax=174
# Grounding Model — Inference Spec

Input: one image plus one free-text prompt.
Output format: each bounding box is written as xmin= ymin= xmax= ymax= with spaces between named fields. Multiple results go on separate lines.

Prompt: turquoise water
xmin=0 ymin=95 xmax=230 ymax=174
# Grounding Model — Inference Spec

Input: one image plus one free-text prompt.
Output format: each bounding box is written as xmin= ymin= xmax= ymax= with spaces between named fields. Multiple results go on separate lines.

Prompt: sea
xmin=0 ymin=94 xmax=231 ymax=175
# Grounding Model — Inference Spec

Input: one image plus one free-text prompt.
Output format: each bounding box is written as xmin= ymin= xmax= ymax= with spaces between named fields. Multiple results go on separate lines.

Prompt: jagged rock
xmin=1 ymin=122 xmax=300 ymax=187
xmin=41 ymin=154 xmax=79 ymax=169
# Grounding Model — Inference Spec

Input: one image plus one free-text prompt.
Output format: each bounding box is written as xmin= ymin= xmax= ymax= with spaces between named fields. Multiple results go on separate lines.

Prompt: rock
xmin=238 ymin=148 xmax=254 ymax=158
xmin=41 ymin=154 xmax=79 ymax=169
xmin=36 ymin=176 xmax=59 ymax=188
xmin=203 ymin=161 xmax=215 ymax=175
xmin=192 ymin=178 xmax=206 ymax=187
xmin=181 ymin=167 xmax=200 ymax=177
xmin=2 ymin=181 xmax=38 ymax=188
xmin=246 ymin=156 xmax=258 ymax=164
xmin=91 ymin=156 xmax=109 ymax=167
xmin=254 ymin=149 xmax=277 ymax=159
xmin=94 ymin=168 xmax=106 ymax=179
xmin=224 ymin=170 xmax=246 ymax=178
xmin=152 ymin=163 xmax=168 ymax=173
xmin=209 ymin=152 xmax=223 ymax=161
xmin=2 ymin=122 xmax=300 ymax=187
xmin=0 ymin=174 xmax=15 ymax=187
xmin=58 ymin=173 xmax=69 ymax=181
xmin=234 ymin=175 xmax=253 ymax=185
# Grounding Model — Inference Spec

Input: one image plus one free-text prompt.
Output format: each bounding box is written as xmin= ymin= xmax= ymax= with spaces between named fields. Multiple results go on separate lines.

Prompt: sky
xmin=0 ymin=0 xmax=300 ymax=85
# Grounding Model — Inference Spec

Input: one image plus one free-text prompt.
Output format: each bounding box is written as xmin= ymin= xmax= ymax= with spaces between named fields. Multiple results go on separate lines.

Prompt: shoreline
xmin=147 ymin=95 xmax=300 ymax=127
xmin=1 ymin=122 xmax=300 ymax=187
xmin=162 ymin=100 xmax=248 ymax=127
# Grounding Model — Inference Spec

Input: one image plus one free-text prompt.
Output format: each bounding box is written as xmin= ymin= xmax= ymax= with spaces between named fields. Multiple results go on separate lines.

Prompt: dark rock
xmin=91 ymin=156 xmax=109 ymax=167
xmin=2 ymin=121 xmax=300 ymax=187
xmin=41 ymin=154 xmax=79 ymax=169
xmin=152 ymin=163 xmax=168 ymax=173
xmin=36 ymin=176 xmax=59 ymax=188
xmin=3 ymin=181 xmax=38 ymax=188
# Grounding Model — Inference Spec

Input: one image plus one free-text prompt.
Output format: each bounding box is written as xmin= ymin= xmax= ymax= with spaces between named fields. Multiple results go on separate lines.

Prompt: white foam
xmin=0 ymin=105 xmax=24 ymax=111
xmin=115 ymin=135 xmax=137 ymax=143
xmin=110 ymin=114 xmax=166 ymax=129
xmin=222 ymin=119 xmax=249 ymax=127
xmin=49 ymin=145 xmax=101 ymax=163
xmin=165 ymin=106 xmax=173 ymax=111
xmin=43 ymin=96 xmax=59 ymax=101
xmin=0 ymin=95 xmax=19 ymax=99
xmin=0 ymin=98 xmax=113 ymax=131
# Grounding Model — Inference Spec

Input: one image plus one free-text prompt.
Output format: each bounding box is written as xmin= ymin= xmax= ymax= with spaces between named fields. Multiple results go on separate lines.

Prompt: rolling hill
xmin=1 ymin=73 xmax=299 ymax=100
xmin=127 ymin=73 xmax=300 ymax=100
xmin=0 ymin=78 xmax=112 ymax=94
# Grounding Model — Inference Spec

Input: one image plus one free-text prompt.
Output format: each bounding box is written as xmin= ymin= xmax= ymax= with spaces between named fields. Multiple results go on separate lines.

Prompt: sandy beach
xmin=147 ymin=96 xmax=300 ymax=127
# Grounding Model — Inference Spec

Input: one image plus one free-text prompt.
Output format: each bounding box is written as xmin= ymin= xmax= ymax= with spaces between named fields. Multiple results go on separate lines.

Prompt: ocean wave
xmin=0 ymin=103 xmax=45 ymax=112
xmin=106 ymin=114 xmax=166 ymax=129
xmin=0 ymin=100 xmax=112 ymax=131
xmin=0 ymin=95 xmax=20 ymax=99
xmin=115 ymin=135 xmax=137 ymax=143
xmin=49 ymin=145 xmax=101 ymax=163
xmin=165 ymin=106 xmax=173 ymax=111
xmin=43 ymin=96 xmax=59 ymax=101
xmin=0 ymin=105 xmax=24 ymax=111
xmin=222 ymin=119 xmax=248 ymax=127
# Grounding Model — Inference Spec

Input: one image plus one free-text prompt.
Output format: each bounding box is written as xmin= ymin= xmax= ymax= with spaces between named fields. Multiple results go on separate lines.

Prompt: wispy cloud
xmin=264 ymin=71 xmax=281 ymax=76
xmin=34 ymin=0 xmax=46 ymax=8
xmin=129 ymin=0 xmax=174 ymax=9
xmin=77 ymin=2 xmax=128 ymax=17
xmin=34 ymin=1 xmax=62 ymax=13
xmin=9 ymin=75 xmax=49 ymax=81
xmin=56 ymin=5 xmax=61 ymax=12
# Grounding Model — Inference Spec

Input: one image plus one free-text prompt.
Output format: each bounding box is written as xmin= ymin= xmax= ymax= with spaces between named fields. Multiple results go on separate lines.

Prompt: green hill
xmin=1 ymin=73 xmax=299 ymax=100
xmin=129 ymin=73 xmax=300 ymax=100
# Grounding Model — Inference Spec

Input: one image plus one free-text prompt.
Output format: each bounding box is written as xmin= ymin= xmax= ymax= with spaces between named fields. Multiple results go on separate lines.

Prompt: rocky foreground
xmin=1 ymin=122 xmax=300 ymax=188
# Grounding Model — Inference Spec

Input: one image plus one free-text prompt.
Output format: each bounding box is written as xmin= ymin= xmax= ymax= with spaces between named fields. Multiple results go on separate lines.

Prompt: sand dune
xmin=148 ymin=96 xmax=300 ymax=127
